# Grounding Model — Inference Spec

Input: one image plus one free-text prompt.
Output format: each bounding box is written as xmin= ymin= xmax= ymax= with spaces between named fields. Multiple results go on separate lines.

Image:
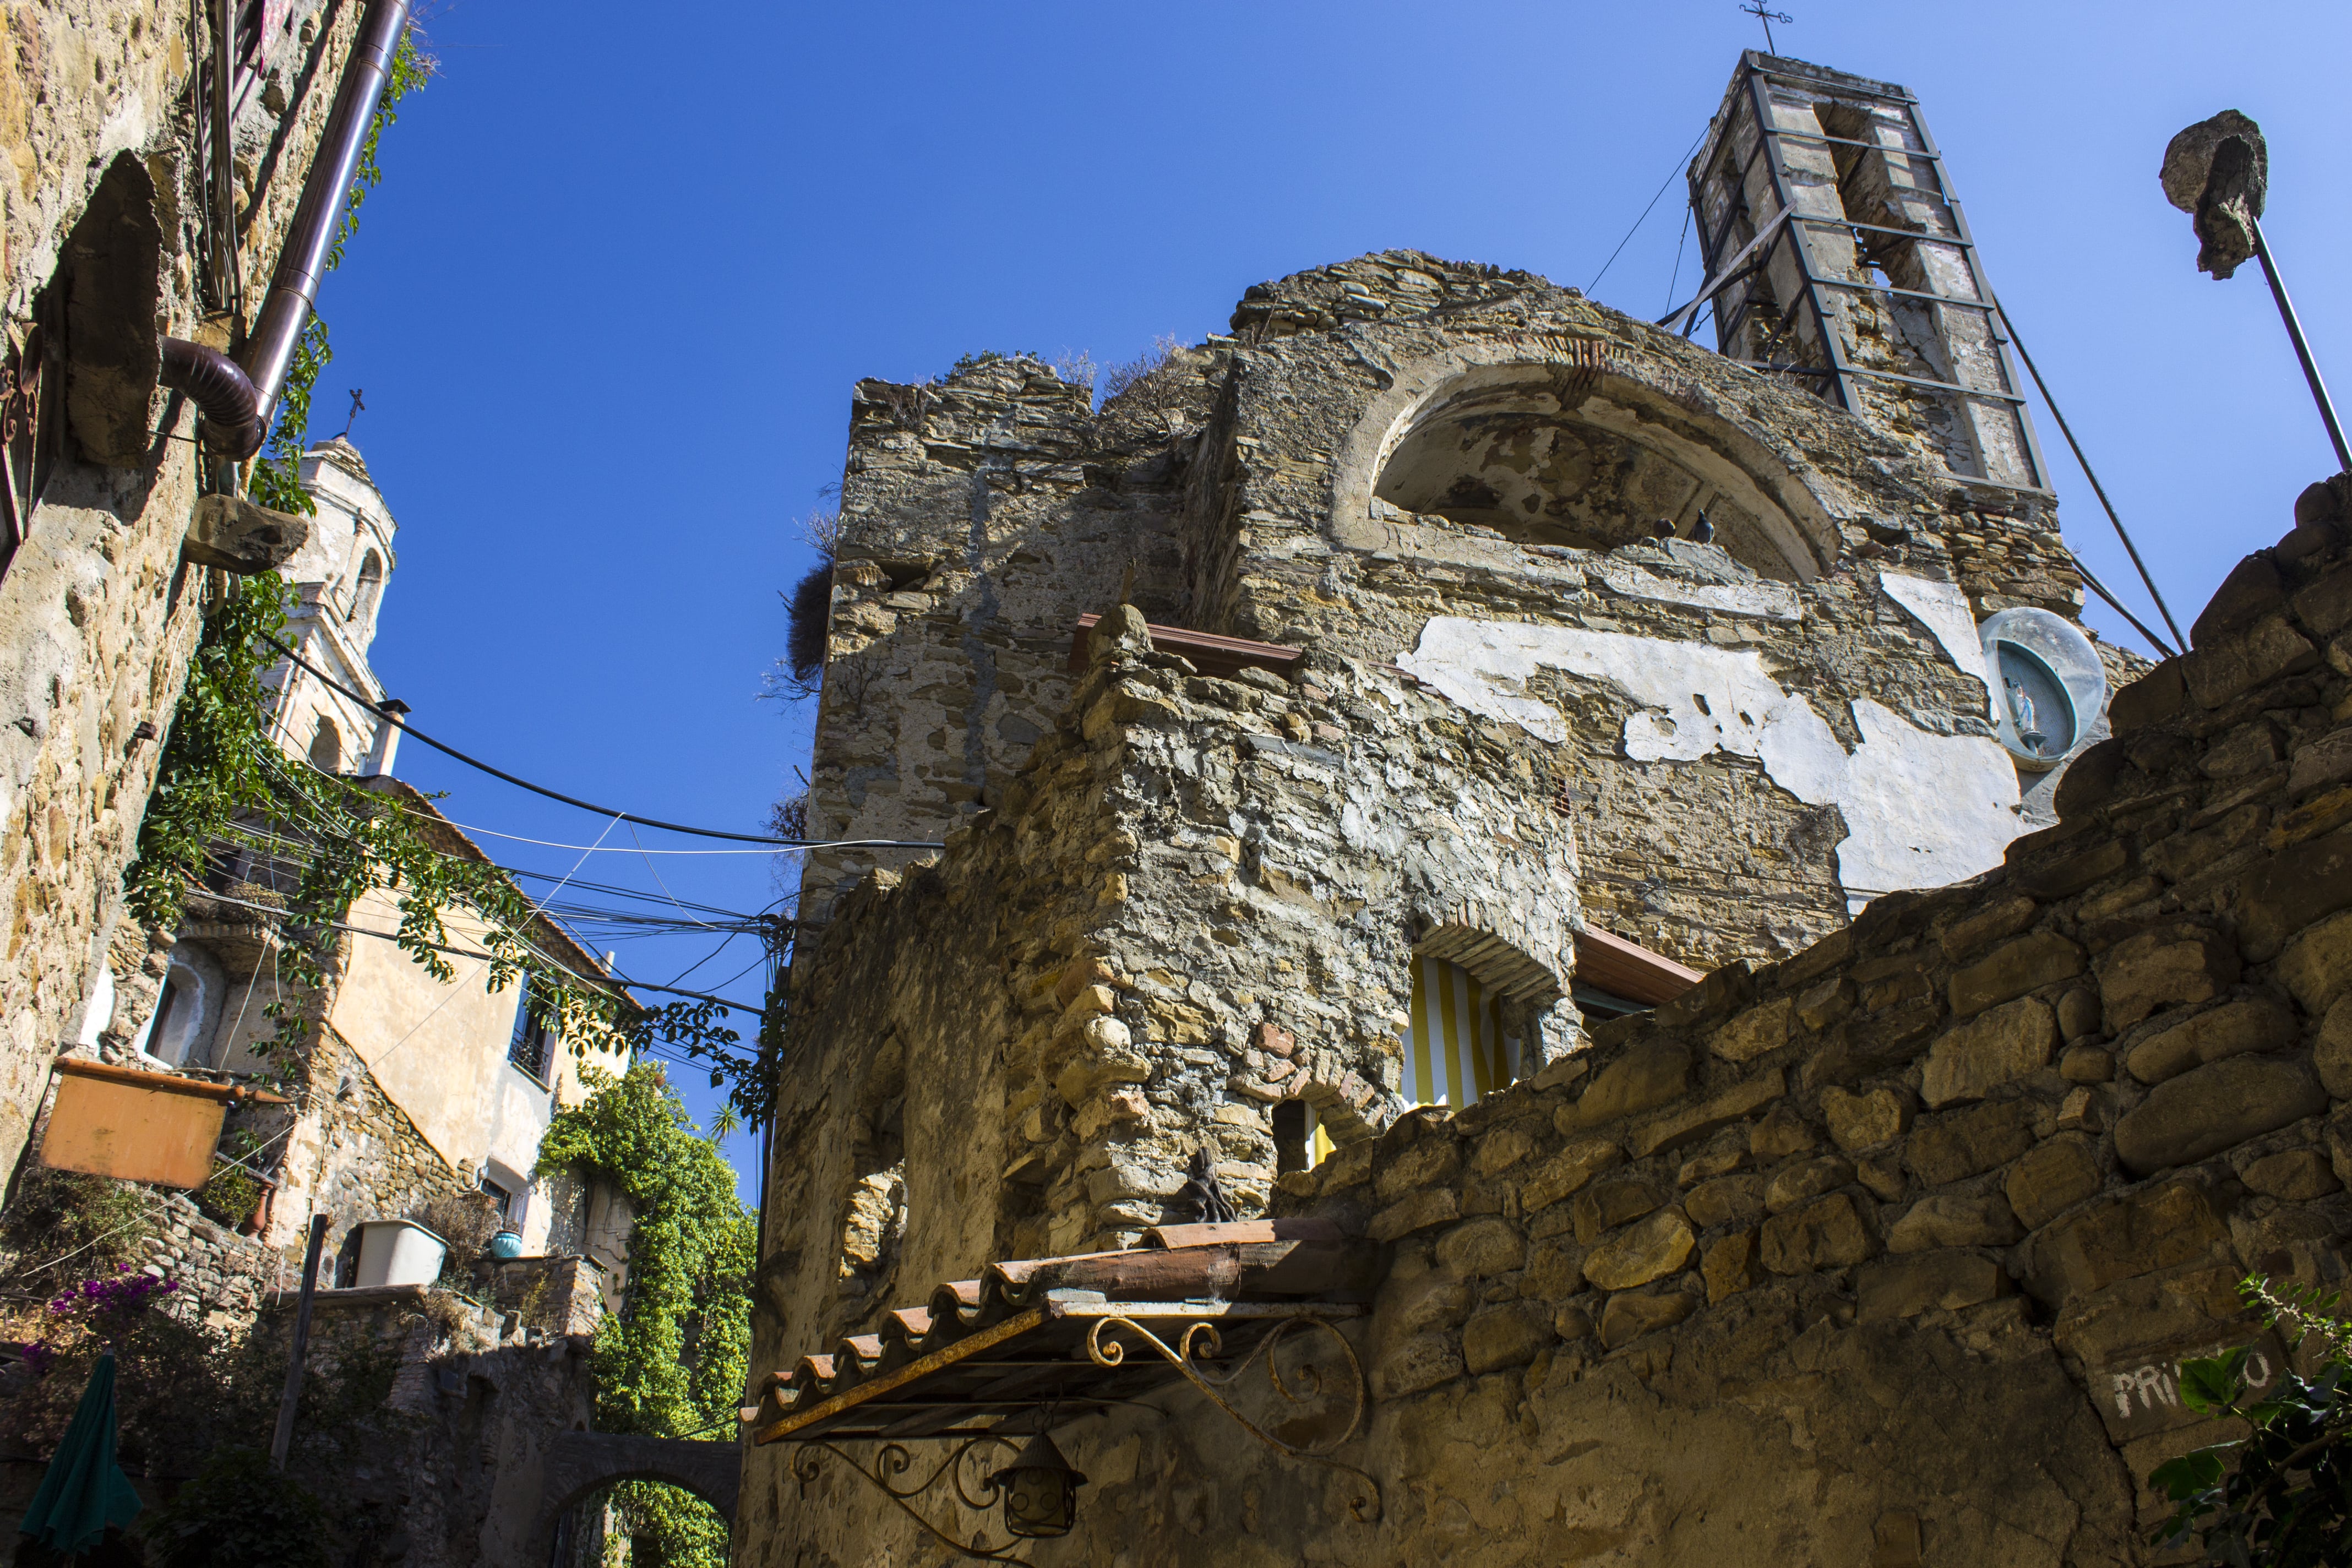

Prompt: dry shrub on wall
xmin=407 ymin=1190 xmax=502 ymax=1286
xmin=1098 ymin=334 xmax=1197 ymax=428
xmin=0 ymin=1168 xmax=157 ymax=1299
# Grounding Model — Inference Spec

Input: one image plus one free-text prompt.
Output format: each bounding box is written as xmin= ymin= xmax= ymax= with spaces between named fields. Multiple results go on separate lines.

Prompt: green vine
xmin=536 ymin=1066 xmax=752 ymax=1568
xmin=2155 ymin=1277 xmax=2352 ymax=1565
xmin=125 ymin=575 xmax=749 ymax=1085
xmin=244 ymin=30 xmax=432 ymax=515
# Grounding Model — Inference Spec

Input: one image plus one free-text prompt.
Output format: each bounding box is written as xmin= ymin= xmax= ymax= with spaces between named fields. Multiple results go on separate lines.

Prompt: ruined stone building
xmin=732 ymin=52 xmax=2352 ymax=1567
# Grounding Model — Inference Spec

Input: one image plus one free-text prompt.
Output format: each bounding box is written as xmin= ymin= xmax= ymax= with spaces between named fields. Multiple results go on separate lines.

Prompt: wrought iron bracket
xmin=790 ymin=1435 xmax=1036 ymax=1565
xmin=1085 ymin=1312 xmax=1382 ymax=1523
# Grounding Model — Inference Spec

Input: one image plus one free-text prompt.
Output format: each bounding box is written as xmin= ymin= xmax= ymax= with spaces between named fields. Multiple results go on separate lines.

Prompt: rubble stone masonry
xmin=742 ymin=473 xmax=2352 ymax=1565
xmin=0 ymin=0 xmax=364 ymax=1182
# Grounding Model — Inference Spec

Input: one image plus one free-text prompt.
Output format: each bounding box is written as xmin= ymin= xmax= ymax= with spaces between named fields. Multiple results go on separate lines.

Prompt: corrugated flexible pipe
xmin=159 ymin=0 xmax=412 ymax=460
xmin=159 ymin=337 xmax=265 ymax=458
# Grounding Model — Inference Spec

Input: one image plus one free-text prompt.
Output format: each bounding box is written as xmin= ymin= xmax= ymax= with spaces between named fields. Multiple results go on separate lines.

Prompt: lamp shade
xmin=988 ymin=1431 xmax=1087 ymax=1539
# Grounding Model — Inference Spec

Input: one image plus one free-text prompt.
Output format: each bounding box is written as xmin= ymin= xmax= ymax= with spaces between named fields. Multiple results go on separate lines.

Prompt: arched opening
xmin=137 ymin=948 xmax=222 ymax=1068
xmin=1397 ymin=955 xmax=1522 ymax=1112
xmin=309 ymin=715 xmax=342 ymax=773
xmin=1369 ymin=363 xmax=1825 ymax=580
xmin=351 ymin=549 xmax=385 ymax=628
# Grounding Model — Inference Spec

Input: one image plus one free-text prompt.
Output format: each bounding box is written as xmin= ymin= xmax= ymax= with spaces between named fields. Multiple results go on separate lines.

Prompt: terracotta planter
xmin=40 ymin=1058 xmax=286 ymax=1189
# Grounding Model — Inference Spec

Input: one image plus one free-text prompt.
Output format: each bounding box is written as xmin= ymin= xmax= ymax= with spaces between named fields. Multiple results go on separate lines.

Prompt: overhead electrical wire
xmin=262 ymin=633 xmax=943 ymax=851
xmin=188 ymin=882 xmax=761 ymax=1016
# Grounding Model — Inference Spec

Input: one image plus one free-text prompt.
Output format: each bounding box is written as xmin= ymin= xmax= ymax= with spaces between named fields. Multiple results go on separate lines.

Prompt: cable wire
xmin=1589 ymin=126 xmax=1710 ymax=296
xmin=260 ymin=634 xmax=943 ymax=851
xmin=1992 ymin=298 xmax=2187 ymax=655
xmin=188 ymin=883 xmax=762 ymax=1016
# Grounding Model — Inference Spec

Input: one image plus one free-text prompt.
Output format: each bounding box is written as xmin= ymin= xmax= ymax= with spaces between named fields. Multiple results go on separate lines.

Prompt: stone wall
xmin=1238 ymin=472 xmax=2352 ymax=1561
xmin=799 ymin=248 xmax=2131 ymax=976
xmin=741 ymin=477 xmax=2352 ymax=1567
xmin=759 ymin=604 xmax=1583 ymax=1370
xmin=248 ymin=1282 xmax=599 ymax=1568
xmin=0 ymin=0 xmax=364 ymax=1185
xmin=797 ymin=351 xmax=1215 ymax=936
xmin=135 ymin=1188 xmax=291 ymax=1324
xmin=254 ymin=1020 xmax=478 ymax=1259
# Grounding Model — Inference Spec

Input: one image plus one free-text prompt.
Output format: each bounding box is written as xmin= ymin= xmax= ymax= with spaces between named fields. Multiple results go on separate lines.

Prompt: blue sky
xmin=313 ymin=0 xmax=2352 ymax=1191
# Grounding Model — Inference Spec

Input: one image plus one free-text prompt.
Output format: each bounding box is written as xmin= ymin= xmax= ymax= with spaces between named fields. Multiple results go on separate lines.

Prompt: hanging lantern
xmin=988 ymin=1431 xmax=1087 ymax=1539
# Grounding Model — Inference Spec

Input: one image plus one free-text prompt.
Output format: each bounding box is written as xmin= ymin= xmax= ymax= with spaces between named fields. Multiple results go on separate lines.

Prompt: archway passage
xmin=1371 ymin=364 xmax=1821 ymax=580
xmin=531 ymin=1433 xmax=741 ymax=1562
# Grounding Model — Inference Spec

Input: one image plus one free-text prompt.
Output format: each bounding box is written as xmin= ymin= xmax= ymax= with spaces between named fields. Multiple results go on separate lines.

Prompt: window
xmin=1272 ymin=1099 xmax=1340 ymax=1173
xmin=138 ymin=951 xmax=220 ymax=1068
xmin=145 ymin=978 xmax=182 ymax=1060
xmin=1398 ymin=955 xmax=1521 ymax=1110
xmin=308 ymin=716 xmax=341 ymax=773
xmin=480 ymin=1159 xmax=533 ymax=1231
xmin=508 ymin=982 xmax=556 ymax=1082
xmin=350 ymin=550 xmax=385 ymax=629
xmin=479 ymin=1173 xmax=515 ymax=1220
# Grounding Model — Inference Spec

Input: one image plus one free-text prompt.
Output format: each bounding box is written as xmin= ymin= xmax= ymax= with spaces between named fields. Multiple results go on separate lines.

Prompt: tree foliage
xmin=536 ymin=1066 xmax=753 ymax=1567
xmin=123 ymin=574 xmax=749 ymax=1090
xmin=2154 ymin=1278 xmax=2352 ymax=1567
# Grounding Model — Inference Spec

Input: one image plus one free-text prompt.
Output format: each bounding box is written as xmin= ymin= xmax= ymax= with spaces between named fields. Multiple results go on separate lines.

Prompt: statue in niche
xmin=2005 ymin=676 xmax=2047 ymax=756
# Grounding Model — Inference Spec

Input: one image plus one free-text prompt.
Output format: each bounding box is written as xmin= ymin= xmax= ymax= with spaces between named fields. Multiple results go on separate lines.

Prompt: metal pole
xmin=1994 ymin=298 xmax=2187 ymax=655
xmin=2250 ymin=215 xmax=2352 ymax=473
xmin=269 ymin=1212 xmax=331 ymax=1471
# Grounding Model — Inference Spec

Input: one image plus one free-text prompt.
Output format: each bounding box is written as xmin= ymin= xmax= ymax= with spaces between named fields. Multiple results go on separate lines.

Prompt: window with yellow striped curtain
xmin=1399 ymin=954 xmax=1521 ymax=1111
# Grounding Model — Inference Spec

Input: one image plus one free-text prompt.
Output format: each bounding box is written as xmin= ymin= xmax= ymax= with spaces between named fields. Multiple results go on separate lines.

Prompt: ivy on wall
xmin=536 ymin=1066 xmax=753 ymax=1568
xmin=124 ymin=574 xmax=746 ymax=1081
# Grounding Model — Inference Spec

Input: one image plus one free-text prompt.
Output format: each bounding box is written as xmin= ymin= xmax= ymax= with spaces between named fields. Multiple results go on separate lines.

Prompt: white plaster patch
xmin=1878 ymin=570 xmax=1995 ymax=716
xmin=94 ymin=92 xmax=150 ymax=166
xmin=1398 ymin=616 xmax=2023 ymax=898
xmin=1593 ymin=559 xmax=1801 ymax=622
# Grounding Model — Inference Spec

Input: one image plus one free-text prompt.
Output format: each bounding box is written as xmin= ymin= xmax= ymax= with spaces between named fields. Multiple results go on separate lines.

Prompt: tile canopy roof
xmin=749 ymin=1219 xmax=1378 ymax=1445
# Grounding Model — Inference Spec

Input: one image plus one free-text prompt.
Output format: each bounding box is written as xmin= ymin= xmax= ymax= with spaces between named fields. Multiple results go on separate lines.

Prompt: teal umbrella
xmin=18 ymin=1352 xmax=143 ymax=1558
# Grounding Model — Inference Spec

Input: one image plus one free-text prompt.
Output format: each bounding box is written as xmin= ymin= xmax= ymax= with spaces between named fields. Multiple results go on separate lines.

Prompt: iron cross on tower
xmin=1741 ymin=0 xmax=1793 ymax=52
xmin=340 ymin=388 xmax=365 ymax=439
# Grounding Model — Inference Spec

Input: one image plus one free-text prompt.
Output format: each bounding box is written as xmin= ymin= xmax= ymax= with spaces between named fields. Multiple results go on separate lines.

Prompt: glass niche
xmin=1977 ymin=607 xmax=2109 ymax=771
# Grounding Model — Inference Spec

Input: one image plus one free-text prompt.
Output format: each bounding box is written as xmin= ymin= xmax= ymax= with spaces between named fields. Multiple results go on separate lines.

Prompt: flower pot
xmin=353 ymin=1219 xmax=449 ymax=1288
xmin=488 ymin=1229 xmax=524 ymax=1261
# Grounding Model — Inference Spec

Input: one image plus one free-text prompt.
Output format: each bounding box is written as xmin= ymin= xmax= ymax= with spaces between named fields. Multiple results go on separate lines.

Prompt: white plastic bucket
xmin=353 ymin=1218 xmax=448 ymax=1288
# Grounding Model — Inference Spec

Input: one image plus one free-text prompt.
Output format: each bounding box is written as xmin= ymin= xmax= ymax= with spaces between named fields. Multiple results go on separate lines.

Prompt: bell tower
xmin=1685 ymin=52 xmax=2051 ymax=496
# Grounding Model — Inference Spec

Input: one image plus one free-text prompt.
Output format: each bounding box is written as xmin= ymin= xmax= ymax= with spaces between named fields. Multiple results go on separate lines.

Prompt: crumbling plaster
xmin=1398 ymin=610 xmax=2024 ymax=902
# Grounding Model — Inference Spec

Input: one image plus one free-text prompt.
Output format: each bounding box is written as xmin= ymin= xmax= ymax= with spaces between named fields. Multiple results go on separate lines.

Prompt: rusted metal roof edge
xmin=753 ymin=1307 xmax=1047 ymax=1446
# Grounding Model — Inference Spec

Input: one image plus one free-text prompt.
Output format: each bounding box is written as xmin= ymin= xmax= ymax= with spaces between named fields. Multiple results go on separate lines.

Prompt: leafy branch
xmin=2152 ymin=1277 xmax=2352 ymax=1567
xmin=535 ymin=1065 xmax=751 ymax=1568
xmin=244 ymin=29 xmax=432 ymax=515
xmin=124 ymin=574 xmax=761 ymax=1101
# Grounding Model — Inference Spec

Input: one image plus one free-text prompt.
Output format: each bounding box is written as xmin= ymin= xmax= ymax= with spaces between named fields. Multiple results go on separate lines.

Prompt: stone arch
xmin=140 ymin=940 xmax=227 ymax=1068
xmin=1329 ymin=339 xmax=1848 ymax=581
xmin=529 ymin=1433 xmax=741 ymax=1564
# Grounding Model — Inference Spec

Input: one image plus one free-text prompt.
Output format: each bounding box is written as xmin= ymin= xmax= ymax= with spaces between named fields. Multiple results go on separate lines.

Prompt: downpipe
xmin=160 ymin=0 xmax=412 ymax=460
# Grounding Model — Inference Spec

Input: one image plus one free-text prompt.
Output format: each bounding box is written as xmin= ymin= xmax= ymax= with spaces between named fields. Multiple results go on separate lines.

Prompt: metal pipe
xmin=239 ymin=0 xmax=411 ymax=423
xmin=159 ymin=337 xmax=265 ymax=458
xmin=1992 ymin=298 xmax=2186 ymax=653
xmin=2250 ymin=214 xmax=2352 ymax=473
